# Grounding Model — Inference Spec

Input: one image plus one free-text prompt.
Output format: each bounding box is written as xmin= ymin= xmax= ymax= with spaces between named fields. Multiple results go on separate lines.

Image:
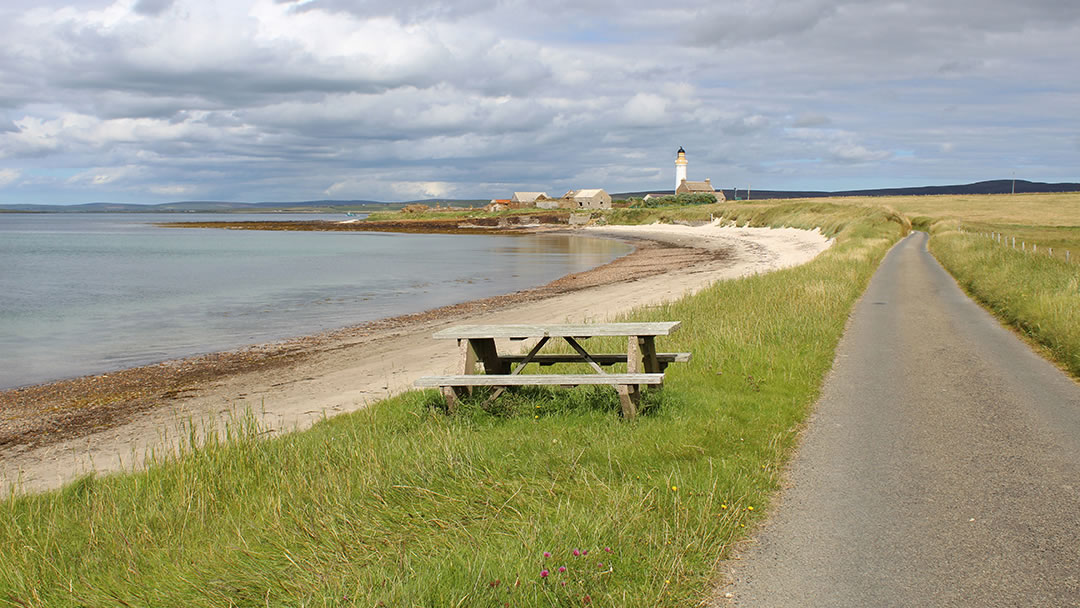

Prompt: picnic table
xmin=414 ymin=322 xmax=689 ymax=418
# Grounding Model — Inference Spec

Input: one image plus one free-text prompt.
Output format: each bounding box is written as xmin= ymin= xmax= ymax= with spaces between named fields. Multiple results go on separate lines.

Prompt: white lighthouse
xmin=674 ymin=147 xmax=688 ymax=191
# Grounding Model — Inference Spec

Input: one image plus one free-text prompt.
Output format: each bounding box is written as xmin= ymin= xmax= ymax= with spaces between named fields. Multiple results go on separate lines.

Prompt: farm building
xmin=676 ymin=178 xmax=725 ymax=201
xmin=511 ymin=192 xmax=547 ymax=204
xmin=565 ymin=188 xmax=612 ymax=209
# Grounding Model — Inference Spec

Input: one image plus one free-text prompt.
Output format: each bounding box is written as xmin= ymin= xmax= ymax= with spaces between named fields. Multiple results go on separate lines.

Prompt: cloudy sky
xmin=0 ymin=0 xmax=1077 ymax=204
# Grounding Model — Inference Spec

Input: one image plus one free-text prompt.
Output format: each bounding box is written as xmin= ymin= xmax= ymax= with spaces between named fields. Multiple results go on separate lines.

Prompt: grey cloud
xmin=133 ymin=0 xmax=174 ymax=17
xmin=937 ymin=60 xmax=983 ymax=75
xmin=281 ymin=0 xmax=500 ymax=23
xmin=724 ymin=115 xmax=770 ymax=136
xmin=793 ymin=113 xmax=830 ymax=128
xmin=684 ymin=0 xmax=841 ymax=47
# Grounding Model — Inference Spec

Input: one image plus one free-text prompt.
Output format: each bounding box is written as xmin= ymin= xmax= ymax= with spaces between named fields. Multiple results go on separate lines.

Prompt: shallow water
xmin=0 ymin=214 xmax=631 ymax=389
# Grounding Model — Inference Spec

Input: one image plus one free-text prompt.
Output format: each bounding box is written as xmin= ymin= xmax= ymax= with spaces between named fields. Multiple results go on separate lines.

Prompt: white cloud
xmin=391 ymin=181 xmax=454 ymax=199
xmin=67 ymin=165 xmax=144 ymax=186
xmin=0 ymin=168 xmax=20 ymax=187
xmin=148 ymin=184 xmax=194 ymax=195
xmin=622 ymin=93 xmax=668 ymax=126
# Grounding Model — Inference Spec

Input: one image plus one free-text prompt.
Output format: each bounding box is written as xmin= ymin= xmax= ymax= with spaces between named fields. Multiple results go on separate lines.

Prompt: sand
xmin=0 ymin=222 xmax=831 ymax=494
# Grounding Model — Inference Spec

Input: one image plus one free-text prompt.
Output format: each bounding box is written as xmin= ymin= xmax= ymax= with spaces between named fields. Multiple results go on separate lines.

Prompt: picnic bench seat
xmin=499 ymin=352 xmax=691 ymax=370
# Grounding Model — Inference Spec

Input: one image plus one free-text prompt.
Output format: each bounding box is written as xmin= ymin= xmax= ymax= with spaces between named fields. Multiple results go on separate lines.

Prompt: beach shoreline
xmin=1 ymin=221 xmax=832 ymax=494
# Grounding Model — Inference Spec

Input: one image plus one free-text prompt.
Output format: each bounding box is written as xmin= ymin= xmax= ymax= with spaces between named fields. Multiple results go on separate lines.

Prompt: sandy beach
xmin=0 ymin=222 xmax=831 ymax=494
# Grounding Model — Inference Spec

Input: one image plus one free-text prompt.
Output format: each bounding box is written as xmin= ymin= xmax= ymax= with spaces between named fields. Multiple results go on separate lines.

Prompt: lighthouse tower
xmin=674 ymin=147 xmax=688 ymax=191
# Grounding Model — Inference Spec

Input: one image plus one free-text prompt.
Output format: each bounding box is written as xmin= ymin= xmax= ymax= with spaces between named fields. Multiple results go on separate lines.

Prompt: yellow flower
xmin=671 ymin=485 xmax=678 ymax=492
xmin=720 ymin=504 xmax=728 ymax=509
xmin=747 ymin=506 xmax=754 ymax=511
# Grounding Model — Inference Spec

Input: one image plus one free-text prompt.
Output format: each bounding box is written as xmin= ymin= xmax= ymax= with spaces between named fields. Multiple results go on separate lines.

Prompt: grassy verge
xmin=0 ymin=204 xmax=905 ymax=606
xmin=929 ymin=222 xmax=1080 ymax=377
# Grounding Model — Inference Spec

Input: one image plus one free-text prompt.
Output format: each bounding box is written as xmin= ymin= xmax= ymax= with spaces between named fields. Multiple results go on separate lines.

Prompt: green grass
xmin=0 ymin=204 xmax=905 ymax=606
xmin=929 ymin=223 xmax=1080 ymax=377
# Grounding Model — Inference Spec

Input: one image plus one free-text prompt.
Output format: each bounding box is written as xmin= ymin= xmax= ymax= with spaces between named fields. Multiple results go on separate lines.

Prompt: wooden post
xmin=441 ymin=387 xmax=467 ymax=413
xmin=470 ymin=338 xmax=508 ymax=374
xmin=620 ymin=336 xmax=643 ymax=418
xmin=627 ymin=335 xmax=642 ymax=373
xmin=459 ymin=339 xmax=479 ymax=374
xmin=639 ymin=336 xmax=661 ymax=374
xmin=617 ymin=385 xmax=639 ymax=419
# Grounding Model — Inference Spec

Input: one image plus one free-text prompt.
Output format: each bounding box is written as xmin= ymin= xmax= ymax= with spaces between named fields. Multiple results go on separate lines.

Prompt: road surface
xmin=721 ymin=231 xmax=1080 ymax=606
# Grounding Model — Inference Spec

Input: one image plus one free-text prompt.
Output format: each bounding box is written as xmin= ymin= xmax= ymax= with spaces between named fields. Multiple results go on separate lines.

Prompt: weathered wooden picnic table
xmin=414 ymin=322 xmax=688 ymax=418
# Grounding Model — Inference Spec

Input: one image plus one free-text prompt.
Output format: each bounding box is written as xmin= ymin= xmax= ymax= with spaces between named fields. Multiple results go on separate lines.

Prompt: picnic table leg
xmin=470 ymin=338 xmax=509 ymax=374
xmin=617 ymin=385 xmax=640 ymax=419
xmin=639 ymin=336 xmax=662 ymax=387
xmin=441 ymin=386 xmax=467 ymax=413
xmin=459 ymin=339 xmax=479 ymax=374
xmin=619 ymin=336 xmax=644 ymax=417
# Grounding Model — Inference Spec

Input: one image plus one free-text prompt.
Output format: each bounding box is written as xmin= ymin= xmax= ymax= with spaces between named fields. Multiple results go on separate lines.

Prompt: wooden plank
xmin=563 ymin=336 xmax=608 ymax=374
xmin=500 ymin=353 xmax=692 ymax=365
xmin=414 ymin=373 xmax=665 ymax=387
xmin=432 ymin=322 xmax=680 ymax=340
xmin=510 ymin=336 xmax=550 ymax=375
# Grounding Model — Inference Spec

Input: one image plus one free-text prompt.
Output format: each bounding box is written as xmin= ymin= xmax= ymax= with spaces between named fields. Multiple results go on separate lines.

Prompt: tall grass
xmin=0 ymin=205 xmax=904 ymax=606
xmin=930 ymin=223 xmax=1080 ymax=377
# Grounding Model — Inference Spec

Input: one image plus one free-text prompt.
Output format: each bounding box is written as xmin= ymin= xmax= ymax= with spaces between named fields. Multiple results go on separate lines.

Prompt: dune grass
xmin=0 ymin=204 xmax=905 ymax=606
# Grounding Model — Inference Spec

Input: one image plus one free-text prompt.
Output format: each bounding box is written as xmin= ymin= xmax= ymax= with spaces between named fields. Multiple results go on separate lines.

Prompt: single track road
xmin=721 ymin=231 xmax=1080 ymax=606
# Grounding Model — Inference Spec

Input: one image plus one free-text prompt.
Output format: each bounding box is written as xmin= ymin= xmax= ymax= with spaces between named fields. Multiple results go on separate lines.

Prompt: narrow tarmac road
xmin=721 ymin=231 xmax=1080 ymax=606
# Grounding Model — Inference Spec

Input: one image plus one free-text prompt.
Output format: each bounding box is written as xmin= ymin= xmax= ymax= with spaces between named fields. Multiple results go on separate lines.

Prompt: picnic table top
xmin=432 ymin=322 xmax=680 ymax=340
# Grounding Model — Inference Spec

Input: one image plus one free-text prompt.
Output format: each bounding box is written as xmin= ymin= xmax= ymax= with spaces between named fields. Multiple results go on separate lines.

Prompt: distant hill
xmin=0 ymin=198 xmax=497 ymax=213
xmin=0 ymin=200 xmax=417 ymax=213
xmin=613 ymin=179 xmax=1080 ymax=201
xmin=2 ymin=181 xmax=1077 ymax=212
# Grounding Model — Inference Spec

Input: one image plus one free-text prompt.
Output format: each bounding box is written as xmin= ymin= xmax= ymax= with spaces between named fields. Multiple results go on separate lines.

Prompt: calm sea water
xmin=0 ymin=214 xmax=631 ymax=389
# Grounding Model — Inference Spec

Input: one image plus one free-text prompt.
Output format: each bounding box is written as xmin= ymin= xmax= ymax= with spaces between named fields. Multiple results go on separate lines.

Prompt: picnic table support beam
xmin=462 ymin=338 xmax=508 ymax=375
xmin=617 ymin=385 xmax=640 ymax=418
xmin=640 ymin=336 xmax=662 ymax=385
xmin=564 ymin=337 xmax=607 ymax=375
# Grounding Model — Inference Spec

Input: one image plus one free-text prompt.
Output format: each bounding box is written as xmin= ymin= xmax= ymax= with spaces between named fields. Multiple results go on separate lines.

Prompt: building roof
xmin=573 ymin=188 xmax=606 ymax=198
xmin=512 ymin=191 xmax=546 ymax=202
xmin=680 ymin=180 xmax=714 ymax=193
